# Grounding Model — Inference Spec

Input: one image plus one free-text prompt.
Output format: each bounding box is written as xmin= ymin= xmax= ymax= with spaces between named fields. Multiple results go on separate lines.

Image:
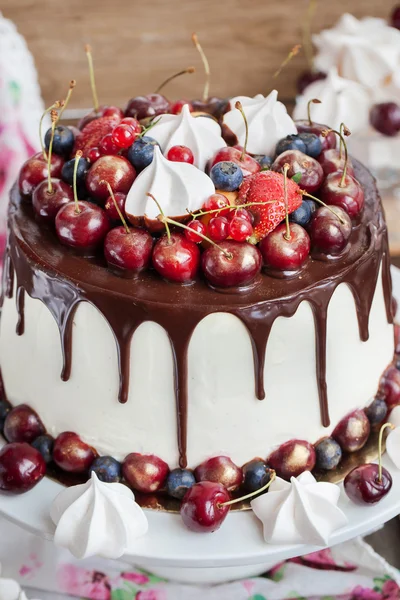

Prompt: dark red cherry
xmin=104 ymin=192 xmax=127 ymax=222
xmin=318 ymin=149 xmax=355 ymax=177
xmin=296 ymin=70 xmax=327 ymax=94
xmin=53 ymin=431 xmax=97 ymax=473
xmin=125 ymin=94 xmax=171 ymax=120
xmin=18 ymin=152 xmax=64 ymax=198
xmin=320 ymin=172 xmax=364 ymax=219
xmin=3 ymin=404 xmax=45 ymax=444
xmin=202 ymin=241 xmax=262 ymax=288
xmin=309 ymin=206 xmax=352 ymax=256
xmin=152 ymin=232 xmax=200 ymax=283
xmin=370 ymin=102 xmax=400 ymax=137
xmin=86 ymin=155 xmax=136 ymax=203
xmin=296 ymin=121 xmax=336 ymax=152
xmin=180 ymin=481 xmax=230 ymax=533
xmin=208 ymin=147 xmax=260 ymax=177
xmin=259 ymin=222 xmax=310 ymax=272
xmin=55 ymin=201 xmax=110 ymax=252
xmin=392 ymin=5 xmax=400 ymax=29
xmin=271 ymin=150 xmax=324 ymax=194
xmin=0 ymin=443 xmax=46 ymax=494
xmin=32 ymin=179 xmax=73 ymax=222
xmin=104 ymin=226 xmax=153 ymax=275
xmin=344 ymin=463 xmax=392 ymax=505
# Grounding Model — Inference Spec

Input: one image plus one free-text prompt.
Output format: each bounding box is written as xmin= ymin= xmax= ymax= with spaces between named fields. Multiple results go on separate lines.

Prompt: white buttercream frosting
xmin=50 ymin=472 xmax=148 ymax=559
xmin=386 ymin=406 xmax=400 ymax=469
xmin=125 ymin=145 xmax=215 ymax=220
xmin=293 ymin=68 xmax=371 ymax=134
xmin=313 ymin=13 xmax=400 ymax=100
xmin=223 ymin=90 xmax=297 ymax=156
xmin=147 ymin=104 xmax=226 ymax=170
xmin=251 ymin=471 xmax=348 ymax=545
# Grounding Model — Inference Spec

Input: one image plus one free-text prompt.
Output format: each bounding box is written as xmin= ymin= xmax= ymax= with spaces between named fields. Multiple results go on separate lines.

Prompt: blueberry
xmin=289 ymin=200 xmax=312 ymax=227
xmin=45 ymin=125 xmax=75 ymax=157
xmin=0 ymin=400 xmax=10 ymax=433
xmin=298 ymin=132 xmax=322 ymax=158
xmin=276 ymin=135 xmax=306 ymax=156
xmin=253 ymin=155 xmax=272 ymax=170
xmin=127 ymin=136 xmax=160 ymax=172
xmin=303 ymin=198 xmax=317 ymax=216
xmin=242 ymin=459 xmax=271 ymax=493
xmin=61 ymin=156 xmax=90 ymax=197
xmin=89 ymin=456 xmax=121 ymax=483
xmin=166 ymin=468 xmax=196 ymax=499
xmin=365 ymin=397 xmax=388 ymax=426
xmin=32 ymin=434 xmax=54 ymax=464
xmin=210 ymin=161 xmax=243 ymax=191
xmin=315 ymin=438 xmax=342 ymax=471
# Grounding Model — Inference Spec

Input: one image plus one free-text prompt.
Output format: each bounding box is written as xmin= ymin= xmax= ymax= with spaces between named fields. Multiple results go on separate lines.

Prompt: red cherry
xmin=104 ymin=226 xmax=153 ymax=274
xmin=309 ymin=206 xmax=352 ymax=256
xmin=318 ymin=149 xmax=355 ymax=177
xmin=392 ymin=5 xmax=400 ymax=29
xmin=202 ymin=240 xmax=262 ymax=288
xmin=320 ymin=173 xmax=364 ymax=219
xmin=209 ymin=147 xmax=260 ymax=177
xmin=344 ymin=464 xmax=392 ymax=505
xmin=0 ymin=443 xmax=46 ymax=494
xmin=203 ymin=193 xmax=231 ymax=216
xmin=208 ymin=216 xmax=230 ymax=242
xmin=184 ymin=220 xmax=206 ymax=243
xmin=18 ymin=152 xmax=64 ymax=198
xmin=32 ymin=179 xmax=73 ymax=222
xmin=87 ymin=147 xmax=101 ymax=164
xmin=296 ymin=70 xmax=327 ymax=94
xmin=99 ymin=133 xmax=119 ymax=156
xmin=167 ymin=145 xmax=194 ymax=164
xmin=180 ymin=481 xmax=230 ymax=533
xmin=228 ymin=217 xmax=253 ymax=242
xmin=3 ymin=405 xmax=45 ymax=444
xmin=296 ymin=121 xmax=336 ymax=152
xmin=104 ymin=192 xmax=127 ymax=221
xmin=379 ymin=365 xmax=400 ymax=409
xmin=125 ymin=94 xmax=171 ymax=120
xmin=55 ymin=201 xmax=110 ymax=252
xmin=120 ymin=117 xmax=142 ymax=135
xmin=170 ymin=100 xmax=194 ymax=114
xmin=272 ymin=150 xmax=324 ymax=194
xmin=370 ymin=102 xmax=400 ymax=137
xmin=122 ymin=453 xmax=169 ymax=493
xmin=194 ymin=456 xmax=243 ymax=491
xmin=86 ymin=156 xmax=136 ymax=203
xmin=152 ymin=232 xmax=200 ymax=283
xmin=112 ymin=124 xmax=137 ymax=149
xmin=259 ymin=222 xmax=310 ymax=271
xmin=53 ymin=431 xmax=96 ymax=473
xmin=267 ymin=440 xmax=316 ymax=480
xmin=332 ymin=409 xmax=370 ymax=453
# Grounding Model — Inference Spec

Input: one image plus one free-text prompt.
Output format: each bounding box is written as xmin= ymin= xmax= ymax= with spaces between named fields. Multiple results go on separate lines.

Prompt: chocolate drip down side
xmin=3 ymin=160 xmax=393 ymax=467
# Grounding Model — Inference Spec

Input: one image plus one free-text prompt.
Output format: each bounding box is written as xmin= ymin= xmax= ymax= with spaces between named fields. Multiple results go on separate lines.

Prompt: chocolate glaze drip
xmin=15 ymin=286 xmax=25 ymax=336
xmin=3 ymin=160 xmax=393 ymax=467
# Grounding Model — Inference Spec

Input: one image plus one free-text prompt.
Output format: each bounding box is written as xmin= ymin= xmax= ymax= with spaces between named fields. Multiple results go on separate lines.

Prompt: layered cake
xmin=0 ymin=46 xmax=397 ymax=535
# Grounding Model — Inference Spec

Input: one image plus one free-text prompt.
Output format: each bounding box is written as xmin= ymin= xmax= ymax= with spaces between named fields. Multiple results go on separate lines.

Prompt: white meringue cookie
xmin=125 ymin=145 xmax=215 ymax=221
xmin=50 ymin=472 xmax=148 ymax=559
xmin=293 ymin=68 xmax=370 ymax=134
xmin=223 ymin=90 xmax=297 ymax=156
xmin=147 ymin=104 xmax=226 ymax=170
xmin=0 ymin=565 xmax=38 ymax=600
xmin=251 ymin=471 xmax=348 ymax=546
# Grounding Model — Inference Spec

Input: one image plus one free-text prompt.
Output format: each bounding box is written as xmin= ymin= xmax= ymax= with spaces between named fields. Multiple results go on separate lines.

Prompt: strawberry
xmin=74 ymin=116 xmax=120 ymax=157
xmin=237 ymin=171 xmax=302 ymax=243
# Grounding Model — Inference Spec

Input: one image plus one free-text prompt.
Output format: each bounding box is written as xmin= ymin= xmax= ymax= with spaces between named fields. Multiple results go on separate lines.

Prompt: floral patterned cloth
xmin=0 ymin=517 xmax=399 ymax=600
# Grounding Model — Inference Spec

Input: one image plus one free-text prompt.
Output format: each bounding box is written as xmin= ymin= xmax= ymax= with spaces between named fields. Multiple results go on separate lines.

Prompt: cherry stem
xmin=378 ymin=422 xmax=395 ymax=483
xmin=302 ymin=0 xmax=318 ymax=71
xmin=73 ymin=151 xmax=83 ymax=214
xmin=301 ymin=190 xmax=347 ymax=225
xmin=338 ymin=122 xmax=349 ymax=161
xmin=85 ymin=44 xmax=99 ymax=113
xmin=283 ymin=164 xmax=291 ymax=241
xmin=57 ymin=80 xmax=76 ymax=124
xmin=189 ymin=200 xmax=277 ymax=219
xmin=155 ymin=67 xmax=195 ymax=94
xmin=273 ymin=44 xmax=302 ymax=79
xmin=39 ymin=101 xmax=62 ymax=160
xmin=322 ymin=126 xmax=350 ymax=188
xmin=192 ymin=33 xmax=210 ymax=102
xmin=46 ymin=109 xmax=58 ymax=195
xmin=235 ymin=101 xmax=249 ymax=161
xmin=161 ymin=215 xmax=233 ymax=259
xmin=219 ymin=470 xmax=276 ymax=507
xmin=307 ymin=98 xmax=321 ymax=126
xmin=146 ymin=193 xmax=171 ymax=242
xmin=101 ymin=181 xmax=130 ymax=234
xmin=139 ymin=116 xmax=162 ymax=138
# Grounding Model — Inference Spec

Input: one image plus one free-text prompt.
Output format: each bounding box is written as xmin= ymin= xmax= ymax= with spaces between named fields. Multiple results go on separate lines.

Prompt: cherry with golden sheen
xmin=332 ymin=409 xmax=370 ymax=453
xmin=18 ymin=152 xmax=64 ymax=198
xmin=180 ymin=481 xmax=230 ymax=533
xmin=267 ymin=439 xmax=316 ymax=480
xmin=125 ymin=94 xmax=171 ymax=120
xmin=0 ymin=442 xmax=46 ymax=494
xmin=86 ymin=156 xmax=136 ymax=203
xmin=309 ymin=206 xmax=352 ymax=256
xmin=55 ymin=201 xmax=110 ymax=252
xmin=122 ymin=453 xmax=169 ymax=493
xmin=260 ymin=223 xmax=311 ymax=272
xmin=32 ymin=179 xmax=73 ymax=223
xmin=318 ymin=149 xmax=355 ymax=178
xmin=53 ymin=431 xmax=97 ymax=473
xmin=320 ymin=173 xmax=364 ymax=219
xmin=344 ymin=463 xmax=392 ymax=505
xmin=104 ymin=192 xmax=127 ymax=222
xmin=3 ymin=404 xmax=45 ymax=444
xmin=152 ymin=233 xmax=200 ymax=284
xmin=296 ymin=121 xmax=336 ymax=152
xmin=272 ymin=150 xmax=324 ymax=194
xmin=208 ymin=147 xmax=260 ymax=177
xmin=379 ymin=365 xmax=400 ymax=409
xmin=201 ymin=241 xmax=262 ymax=288
xmin=195 ymin=456 xmax=243 ymax=492
xmin=104 ymin=226 xmax=153 ymax=274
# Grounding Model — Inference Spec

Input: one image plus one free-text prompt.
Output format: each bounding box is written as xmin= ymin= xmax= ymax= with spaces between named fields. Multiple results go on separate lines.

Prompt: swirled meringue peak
xmin=148 ymin=104 xmax=226 ymax=170
xmin=251 ymin=470 xmax=347 ymax=546
xmin=125 ymin=145 xmax=215 ymax=228
xmin=50 ymin=472 xmax=148 ymax=559
xmin=294 ymin=68 xmax=370 ymax=134
xmin=223 ymin=90 xmax=297 ymax=156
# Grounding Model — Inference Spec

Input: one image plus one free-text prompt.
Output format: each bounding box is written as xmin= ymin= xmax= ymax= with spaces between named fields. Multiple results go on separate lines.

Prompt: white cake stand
xmin=1 ymin=267 xmax=400 ymax=585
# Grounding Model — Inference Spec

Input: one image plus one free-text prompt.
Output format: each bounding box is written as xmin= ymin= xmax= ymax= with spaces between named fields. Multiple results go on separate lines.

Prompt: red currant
xmin=184 ymin=220 xmax=206 ymax=243
xmin=203 ymin=193 xmax=230 ymax=216
xmin=208 ymin=216 xmax=229 ymax=242
xmin=229 ymin=217 xmax=253 ymax=242
xmin=99 ymin=134 xmax=119 ymax=156
xmin=102 ymin=106 xmax=123 ymax=119
xmin=112 ymin=124 xmax=137 ymax=149
xmin=87 ymin=147 xmax=101 ymax=163
xmin=120 ymin=117 xmax=142 ymax=136
xmin=167 ymin=145 xmax=194 ymax=164
xmin=227 ymin=208 xmax=253 ymax=224
xmin=170 ymin=100 xmax=194 ymax=115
